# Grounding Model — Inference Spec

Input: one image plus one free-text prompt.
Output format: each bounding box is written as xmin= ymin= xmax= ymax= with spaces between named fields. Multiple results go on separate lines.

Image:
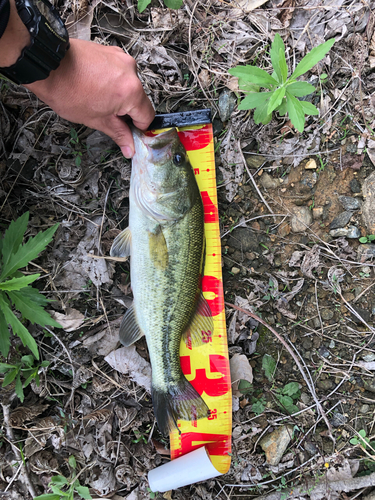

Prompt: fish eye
xmin=173 ymin=153 xmax=185 ymax=166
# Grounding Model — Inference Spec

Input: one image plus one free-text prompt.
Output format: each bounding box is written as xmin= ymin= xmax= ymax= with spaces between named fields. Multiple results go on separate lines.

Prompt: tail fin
xmin=152 ymin=377 xmax=209 ymax=436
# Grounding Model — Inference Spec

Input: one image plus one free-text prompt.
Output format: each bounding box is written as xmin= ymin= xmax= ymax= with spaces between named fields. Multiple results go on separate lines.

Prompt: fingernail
xmin=123 ymin=146 xmax=133 ymax=158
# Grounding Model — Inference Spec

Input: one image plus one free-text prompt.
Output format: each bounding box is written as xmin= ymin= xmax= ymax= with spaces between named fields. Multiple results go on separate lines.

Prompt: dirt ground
xmin=1 ymin=0 xmax=375 ymax=499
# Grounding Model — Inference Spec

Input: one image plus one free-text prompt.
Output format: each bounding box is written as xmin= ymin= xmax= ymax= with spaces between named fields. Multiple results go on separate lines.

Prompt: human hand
xmin=26 ymin=39 xmax=155 ymax=158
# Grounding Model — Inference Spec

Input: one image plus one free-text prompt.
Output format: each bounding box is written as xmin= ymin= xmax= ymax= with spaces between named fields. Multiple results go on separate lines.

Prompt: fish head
xmin=131 ymin=127 xmax=198 ymax=221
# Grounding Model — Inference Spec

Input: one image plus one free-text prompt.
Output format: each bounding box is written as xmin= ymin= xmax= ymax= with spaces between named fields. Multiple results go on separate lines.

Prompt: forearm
xmin=0 ymin=0 xmax=30 ymax=67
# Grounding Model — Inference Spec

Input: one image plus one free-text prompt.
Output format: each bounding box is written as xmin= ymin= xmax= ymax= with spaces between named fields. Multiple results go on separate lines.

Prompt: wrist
xmin=0 ymin=0 xmax=30 ymax=67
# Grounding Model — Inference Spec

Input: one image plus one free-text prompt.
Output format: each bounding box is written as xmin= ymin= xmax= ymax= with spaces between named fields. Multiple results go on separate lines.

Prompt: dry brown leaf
xmin=105 ymin=345 xmax=152 ymax=393
xmin=51 ymin=308 xmax=85 ymax=332
xmin=230 ymin=353 xmax=253 ymax=397
xmin=10 ymin=404 xmax=49 ymax=427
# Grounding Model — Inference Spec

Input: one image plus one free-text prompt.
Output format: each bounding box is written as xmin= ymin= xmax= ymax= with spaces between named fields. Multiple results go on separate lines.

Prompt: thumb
xmin=98 ymin=115 xmax=135 ymax=158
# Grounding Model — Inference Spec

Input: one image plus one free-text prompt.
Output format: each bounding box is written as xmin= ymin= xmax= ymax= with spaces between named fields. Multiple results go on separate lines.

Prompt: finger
xmin=117 ymin=79 xmax=155 ymax=131
xmin=130 ymin=94 xmax=155 ymax=131
xmin=97 ymin=116 xmax=135 ymax=158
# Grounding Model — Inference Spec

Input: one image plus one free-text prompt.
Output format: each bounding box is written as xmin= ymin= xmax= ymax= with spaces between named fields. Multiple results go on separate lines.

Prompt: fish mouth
xmin=132 ymin=127 xmax=179 ymax=164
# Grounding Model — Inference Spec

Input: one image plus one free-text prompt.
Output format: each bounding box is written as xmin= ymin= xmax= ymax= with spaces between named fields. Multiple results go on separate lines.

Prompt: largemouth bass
xmin=110 ymin=127 xmax=213 ymax=436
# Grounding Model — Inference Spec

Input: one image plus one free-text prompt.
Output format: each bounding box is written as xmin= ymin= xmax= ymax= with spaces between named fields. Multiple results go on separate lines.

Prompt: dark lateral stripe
xmin=149 ymin=109 xmax=212 ymax=130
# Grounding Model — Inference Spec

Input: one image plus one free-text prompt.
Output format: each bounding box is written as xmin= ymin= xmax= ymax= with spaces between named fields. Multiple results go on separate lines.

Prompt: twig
xmin=2 ymin=403 xmax=37 ymax=497
xmin=237 ymin=139 xmax=276 ymax=221
xmin=43 ymin=326 xmax=76 ymax=411
xmin=224 ymin=301 xmax=335 ymax=445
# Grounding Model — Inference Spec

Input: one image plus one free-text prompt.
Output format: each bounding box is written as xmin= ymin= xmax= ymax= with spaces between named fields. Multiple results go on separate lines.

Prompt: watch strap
xmin=0 ymin=36 xmax=70 ymax=85
xmin=0 ymin=0 xmax=69 ymax=85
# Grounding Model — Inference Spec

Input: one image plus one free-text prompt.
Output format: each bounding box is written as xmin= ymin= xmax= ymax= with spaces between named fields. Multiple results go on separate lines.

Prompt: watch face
xmin=35 ymin=0 xmax=67 ymax=37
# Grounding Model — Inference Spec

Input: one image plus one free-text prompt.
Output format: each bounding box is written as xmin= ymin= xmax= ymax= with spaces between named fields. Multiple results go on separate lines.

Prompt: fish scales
xmin=110 ymin=127 xmax=212 ymax=436
xmin=131 ymin=197 xmax=204 ymax=389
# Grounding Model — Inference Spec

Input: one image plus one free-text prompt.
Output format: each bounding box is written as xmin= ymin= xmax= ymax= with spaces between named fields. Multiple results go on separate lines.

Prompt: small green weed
xmin=229 ymin=34 xmax=335 ymax=131
xmin=262 ymin=353 xmax=276 ymax=382
xmin=138 ymin=0 xmax=182 ymax=12
xmin=0 ymin=212 xmax=61 ymax=359
xmin=359 ymin=235 xmax=375 ymax=244
xmin=34 ymin=455 xmax=91 ymax=500
xmin=272 ymin=382 xmax=300 ymax=415
xmin=350 ymin=429 xmax=375 ymax=452
xmin=0 ymin=355 xmax=49 ymax=402
xmin=146 ymin=487 xmax=158 ymax=499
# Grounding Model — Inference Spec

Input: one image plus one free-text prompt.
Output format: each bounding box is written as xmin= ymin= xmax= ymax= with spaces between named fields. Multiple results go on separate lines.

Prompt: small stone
xmin=361 ymin=266 xmax=371 ymax=274
xmin=231 ymin=267 xmax=240 ymax=275
xmin=304 ymin=441 xmax=318 ymax=456
xmin=278 ymin=222 xmax=291 ymax=237
xmin=339 ymin=196 xmax=362 ymax=210
xmin=259 ymin=425 xmax=294 ymax=466
xmin=343 ymin=292 xmax=355 ymax=302
xmin=313 ymin=207 xmax=324 ymax=219
xmin=305 ymin=159 xmax=317 ymax=170
xmin=329 ymin=340 xmax=335 ymax=348
xmin=246 ymin=154 xmax=266 ymax=170
xmin=318 ymin=346 xmax=330 ymax=358
xmin=330 ymin=412 xmax=347 ymax=427
xmin=350 ymin=178 xmax=361 ymax=193
xmin=218 ymin=90 xmax=236 ymax=122
xmin=362 ymin=352 xmax=375 ymax=362
xmin=300 ymin=392 xmax=310 ymax=405
xmin=359 ymin=404 xmax=370 ymax=414
xmin=364 ymin=380 xmax=375 ymax=394
xmin=317 ymin=379 xmax=334 ymax=391
xmin=330 ymin=211 xmax=353 ymax=230
xmin=301 ymin=170 xmax=317 ymax=189
xmin=329 ymin=226 xmax=360 ymax=238
xmin=321 ymin=309 xmax=334 ymax=320
xmin=260 ymin=172 xmax=279 ymax=189
xmin=357 ymin=244 xmax=375 ymax=262
xmin=291 ymin=206 xmax=313 ymax=233
xmin=245 ymin=252 xmax=257 ymax=260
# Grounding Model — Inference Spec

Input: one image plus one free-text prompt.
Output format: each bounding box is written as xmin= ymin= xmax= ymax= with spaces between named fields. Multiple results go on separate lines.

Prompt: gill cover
xmin=131 ymin=127 xmax=198 ymax=222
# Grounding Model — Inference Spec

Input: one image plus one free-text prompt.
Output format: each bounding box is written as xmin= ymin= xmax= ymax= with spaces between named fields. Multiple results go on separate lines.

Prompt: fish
xmin=110 ymin=126 xmax=213 ymax=436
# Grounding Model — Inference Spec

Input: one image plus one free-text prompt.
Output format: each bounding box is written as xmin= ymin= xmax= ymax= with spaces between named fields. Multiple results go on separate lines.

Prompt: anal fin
xmin=110 ymin=227 xmax=131 ymax=258
xmin=119 ymin=304 xmax=144 ymax=346
xmin=183 ymin=293 xmax=214 ymax=348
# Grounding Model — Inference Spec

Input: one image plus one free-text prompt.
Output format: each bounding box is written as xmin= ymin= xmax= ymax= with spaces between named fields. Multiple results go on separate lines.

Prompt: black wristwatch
xmin=0 ymin=0 xmax=70 ymax=85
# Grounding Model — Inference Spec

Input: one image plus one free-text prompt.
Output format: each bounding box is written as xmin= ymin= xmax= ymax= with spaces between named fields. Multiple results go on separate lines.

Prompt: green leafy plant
xmin=350 ymin=429 xmax=375 ymax=452
xmin=0 ymin=355 xmax=49 ymax=402
xmin=0 ymin=212 xmax=61 ymax=359
xmin=273 ymin=382 xmax=300 ymax=415
xmin=359 ymin=235 xmax=375 ymax=244
xmin=138 ymin=0 xmax=183 ymax=13
xmin=33 ymin=460 xmax=92 ymax=500
xmin=229 ymin=34 xmax=335 ymax=131
xmin=262 ymin=353 xmax=276 ymax=382
xmin=146 ymin=487 xmax=158 ymax=499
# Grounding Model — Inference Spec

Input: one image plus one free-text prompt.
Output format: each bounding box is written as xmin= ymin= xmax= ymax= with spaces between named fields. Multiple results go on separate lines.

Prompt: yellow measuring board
xmin=149 ymin=118 xmax=232 ymax=475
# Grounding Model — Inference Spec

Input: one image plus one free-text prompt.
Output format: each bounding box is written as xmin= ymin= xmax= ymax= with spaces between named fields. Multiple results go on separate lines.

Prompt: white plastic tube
xmin=148 ymin=446 xmax=222 ymax=492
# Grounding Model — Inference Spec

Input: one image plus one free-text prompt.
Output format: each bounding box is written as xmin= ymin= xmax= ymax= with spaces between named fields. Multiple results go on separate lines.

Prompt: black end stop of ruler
xmin=149 ymin=109 xmax=212 ymax=130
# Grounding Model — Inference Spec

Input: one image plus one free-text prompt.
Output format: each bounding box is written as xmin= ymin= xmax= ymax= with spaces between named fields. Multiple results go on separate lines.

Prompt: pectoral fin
xmin=119 ymin=304 xmax=144 ymax=346
xmin=148 ymin=226 xmax=168 ymax=270
xmin=183 ymin=293 xmax=214 ymax=348
xmin=110 ymin=227 xmax=132 ymax=258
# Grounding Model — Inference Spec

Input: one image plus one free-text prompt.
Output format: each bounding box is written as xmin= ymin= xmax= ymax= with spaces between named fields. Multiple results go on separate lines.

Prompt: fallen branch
xmin=256 ymin=471 xmax=375 ymax=500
